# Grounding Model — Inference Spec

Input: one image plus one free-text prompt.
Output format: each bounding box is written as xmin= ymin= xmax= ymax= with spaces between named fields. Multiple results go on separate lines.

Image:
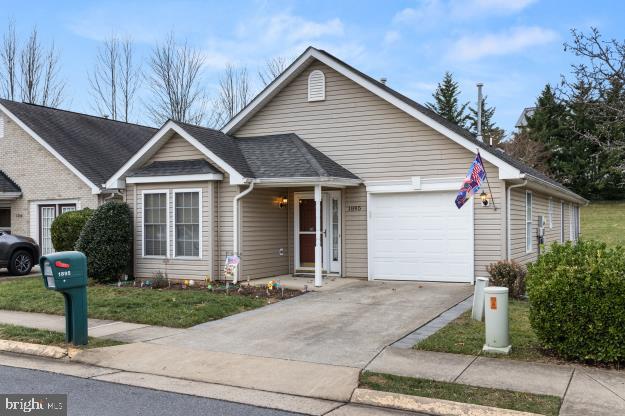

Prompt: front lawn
xmin=0 ymin=277 xmax=275 ymax=328
xmin=0 ymin=324 xmax=122 ymax=349
xmin=581 ymin=200 xmax=625 ymax=246
xmin=360 ymin=372 xmax=561 ymax=416
xmin=415 ymin=300 xmax=552 ymax=362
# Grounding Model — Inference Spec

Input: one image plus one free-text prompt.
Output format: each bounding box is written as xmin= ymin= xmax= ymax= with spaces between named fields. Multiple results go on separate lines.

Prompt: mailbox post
xmin=40 ymin=251 xmax=88 ymax=346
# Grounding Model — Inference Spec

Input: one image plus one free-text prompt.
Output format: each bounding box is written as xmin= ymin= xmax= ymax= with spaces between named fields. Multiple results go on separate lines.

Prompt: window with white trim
xmin=569 ymin=203 xmax=574 ymax=241
xmin=174 ymin=191 xmax=201 ymax=257
xmin=143 ymin=192 xmax=168 ymax=257
xmin=548 ymin=198 xmax=553 ymax=229
xmin=308 ymin=70 xmax=325 ymax=101
xmin=560 ymin=201 xmax=565 ymax=242
xmin=526 ymin=191 xmax=533 ymax=252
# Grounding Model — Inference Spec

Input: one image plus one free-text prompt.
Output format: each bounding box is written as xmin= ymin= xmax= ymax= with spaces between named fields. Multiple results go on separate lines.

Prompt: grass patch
xmin=0 ymin=278 xmax=269 ymax=328
xmin=0 ymin=324 xmax=122 ymax=349
xmin=415 ymin=300 xmax=551 ymax=362
xmin=360 ymin=372 xmax=561 ymax=416
xmin=581 ymin=201 xmax=625 ymax=246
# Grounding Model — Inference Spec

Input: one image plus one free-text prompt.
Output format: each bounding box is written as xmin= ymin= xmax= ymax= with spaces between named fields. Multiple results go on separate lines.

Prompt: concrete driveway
xmin=151 ymin=279 xmax=472 ymax=368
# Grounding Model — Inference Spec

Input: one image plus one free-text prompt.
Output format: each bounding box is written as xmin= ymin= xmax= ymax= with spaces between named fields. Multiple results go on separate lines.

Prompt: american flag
xmin=455 ymin=153 xmax=487 ymax=209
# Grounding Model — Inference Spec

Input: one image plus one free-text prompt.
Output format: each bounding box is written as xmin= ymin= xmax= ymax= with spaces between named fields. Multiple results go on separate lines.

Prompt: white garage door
xmin=369 ymin=191 xmax=473 ymax=282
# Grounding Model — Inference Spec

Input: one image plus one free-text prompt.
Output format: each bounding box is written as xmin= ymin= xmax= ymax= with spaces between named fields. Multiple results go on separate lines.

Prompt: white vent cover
xmin=308 ymin=70 xmax=325 ymax=102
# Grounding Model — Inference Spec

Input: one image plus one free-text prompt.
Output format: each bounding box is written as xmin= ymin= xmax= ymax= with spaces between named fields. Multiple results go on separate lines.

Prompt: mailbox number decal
xmin=490 ymin=297 xmax=497 ymax=310
xmin=55 ymin=261 xmax=70 ymax=269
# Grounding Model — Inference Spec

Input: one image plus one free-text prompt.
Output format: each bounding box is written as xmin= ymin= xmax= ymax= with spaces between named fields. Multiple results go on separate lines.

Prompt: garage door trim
xmin=366 ymin=186 xmax=474 ymax=283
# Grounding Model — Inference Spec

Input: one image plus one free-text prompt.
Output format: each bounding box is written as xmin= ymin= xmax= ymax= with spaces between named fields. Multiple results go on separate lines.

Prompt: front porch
xmin=236 ymin=181 xmax=360 ymax=287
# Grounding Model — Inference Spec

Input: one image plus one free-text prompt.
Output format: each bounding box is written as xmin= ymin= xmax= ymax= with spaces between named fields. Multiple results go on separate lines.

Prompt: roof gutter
xmin=520 ymin=173 xmax=588 ymax=205
xmin=507 ymin=180 xmax=527 ymax=261
xmin=232 ymin=181 xmax=256 ymax=283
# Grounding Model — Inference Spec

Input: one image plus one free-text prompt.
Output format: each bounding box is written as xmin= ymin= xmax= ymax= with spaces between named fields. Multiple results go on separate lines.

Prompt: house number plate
xmin=347 ymin=205 xmax=362 ymax=212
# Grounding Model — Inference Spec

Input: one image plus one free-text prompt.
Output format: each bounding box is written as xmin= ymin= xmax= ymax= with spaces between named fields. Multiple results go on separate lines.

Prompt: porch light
xmin=279 ymin=196 xmax=288 ymax=208
xmin=480 ymin=191 xmax=489 ymax=207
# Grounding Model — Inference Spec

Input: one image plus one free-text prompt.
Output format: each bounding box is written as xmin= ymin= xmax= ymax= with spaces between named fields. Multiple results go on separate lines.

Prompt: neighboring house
xmin=107 ymin=47 xmax=587 ymax=285
xmin=515 ymin=107 xmax=536 ymax=129
xmin=0 ymin=100 xmax=156 ymax=255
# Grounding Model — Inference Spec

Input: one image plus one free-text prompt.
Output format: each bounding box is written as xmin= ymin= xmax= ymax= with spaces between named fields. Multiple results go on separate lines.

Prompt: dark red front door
xmin=299 ymin=199 xmax=321 ymax=267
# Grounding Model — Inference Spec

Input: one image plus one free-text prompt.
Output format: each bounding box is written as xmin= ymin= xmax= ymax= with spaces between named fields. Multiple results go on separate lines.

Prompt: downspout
xmin=232 ymin=181 xmax=255 ymax=284
xmin=506 ymin=180 xmax=527 ymax=260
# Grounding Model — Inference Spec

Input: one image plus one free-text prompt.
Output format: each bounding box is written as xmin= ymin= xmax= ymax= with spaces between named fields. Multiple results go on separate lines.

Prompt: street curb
xmin=0 ymin=340 xmax=67 ymax=359
xmin=351 ymin=388 xmax=543 ymax=416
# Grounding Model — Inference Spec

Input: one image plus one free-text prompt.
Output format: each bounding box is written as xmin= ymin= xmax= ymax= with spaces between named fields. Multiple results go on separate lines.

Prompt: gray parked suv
xmin=0 ymin=231 xmax=40 ymax=275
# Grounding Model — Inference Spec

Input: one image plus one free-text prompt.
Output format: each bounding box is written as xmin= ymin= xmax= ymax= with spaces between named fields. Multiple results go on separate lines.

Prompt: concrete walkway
xmin=0 ymin=310 xmax=183 ymax=342
xmin=367 ymin=347 xmax=625 ymax=415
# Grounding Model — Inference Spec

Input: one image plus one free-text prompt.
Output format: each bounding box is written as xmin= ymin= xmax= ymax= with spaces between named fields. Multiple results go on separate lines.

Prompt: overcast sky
xmin=2 ymin=0 xmax=623 ymax=132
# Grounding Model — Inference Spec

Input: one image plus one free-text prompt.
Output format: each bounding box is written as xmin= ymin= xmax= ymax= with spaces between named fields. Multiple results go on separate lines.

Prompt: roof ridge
xmin=0 ymin=99 xmax=157 ymax=130
xmin=288 ymin=134 xmax=329 ymax=177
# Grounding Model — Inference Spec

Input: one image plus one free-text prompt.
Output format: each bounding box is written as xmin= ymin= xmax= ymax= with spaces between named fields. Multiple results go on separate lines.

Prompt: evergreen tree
xmin=468 ymin=95 xmax=505 ymax=147
xmin=426 ymin=72 xmax=470 ymax=128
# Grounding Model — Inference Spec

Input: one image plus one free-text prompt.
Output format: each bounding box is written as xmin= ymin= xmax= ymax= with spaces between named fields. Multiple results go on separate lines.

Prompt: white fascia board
xmin=0 ymin=102 xmax=102 ymax=194
xmin=0 ymin=192 xmax=22 ymax=200
xmin=222 ymin=48 xmax=521 ymax=181
xmin=126 ymin=173 xmax=223 ymax=184
xmin=521 ymin=174 xmax=588 ymax=204
xmin=105 ymin=120 xmax=246 ymax=189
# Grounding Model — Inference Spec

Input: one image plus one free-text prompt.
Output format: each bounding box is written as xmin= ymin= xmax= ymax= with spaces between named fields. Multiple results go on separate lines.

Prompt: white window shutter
xmin=308 ymin=70 xmax=325 ymax=102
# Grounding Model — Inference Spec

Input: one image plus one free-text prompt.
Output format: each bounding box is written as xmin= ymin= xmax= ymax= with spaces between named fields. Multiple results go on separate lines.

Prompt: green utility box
xmin=40 ymin=251 xmax=89 ymax=345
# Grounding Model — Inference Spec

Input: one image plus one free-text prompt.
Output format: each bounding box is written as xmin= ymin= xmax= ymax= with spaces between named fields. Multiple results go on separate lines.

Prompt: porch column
xmin=314 ymin=184 xmax=322 ymax=287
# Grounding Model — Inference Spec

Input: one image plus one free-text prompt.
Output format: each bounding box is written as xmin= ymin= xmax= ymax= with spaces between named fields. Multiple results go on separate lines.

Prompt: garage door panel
xmin=370 ymin=191 xmax=473 ymax=282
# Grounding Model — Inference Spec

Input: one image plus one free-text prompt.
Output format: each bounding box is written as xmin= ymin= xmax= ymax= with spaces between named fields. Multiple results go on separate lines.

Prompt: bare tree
xmin=89 ymin=35 xmax=140 ymax=121
xmin=19 ymin=27 xmax=64 ymax=106
xmin=258 ymin=56 xmax=287 ymax=86
xmin=209 ymin=64 xmax=252 ymax=127
xmin=504 ymin=130 xmax=551 ymax=173
xmin=119 ymin=38 xmax=140 ymax=122
xmin=0 ymin=20 xmax=18 ymax=100
xmin=146 ymin=33 xmax=206 ymax=125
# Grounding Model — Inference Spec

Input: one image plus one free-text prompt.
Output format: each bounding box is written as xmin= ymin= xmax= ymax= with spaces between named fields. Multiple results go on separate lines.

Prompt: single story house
xmin=0 ymin=47 xmax=587 ymax=285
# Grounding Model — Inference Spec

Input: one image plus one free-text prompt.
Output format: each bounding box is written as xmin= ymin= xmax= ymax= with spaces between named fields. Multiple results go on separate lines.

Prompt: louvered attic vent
xmin=308 ymin=70 xmax=325 ymax=102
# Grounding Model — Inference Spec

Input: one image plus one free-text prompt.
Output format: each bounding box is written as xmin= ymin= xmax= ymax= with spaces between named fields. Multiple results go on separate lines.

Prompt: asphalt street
xmin=0 ymin=365 xmax=303 ymax=416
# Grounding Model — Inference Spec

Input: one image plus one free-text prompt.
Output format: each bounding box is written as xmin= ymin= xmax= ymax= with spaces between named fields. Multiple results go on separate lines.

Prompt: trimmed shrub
xmin=486 ymin=260 xmax=526 ymax=299
xmin=76 ymin=201 xmax=133 ymax=282
xmin=50 ymin=209 xmax=93 ymax=252
xmin=527 ymin=240 xmax=625 ymax=363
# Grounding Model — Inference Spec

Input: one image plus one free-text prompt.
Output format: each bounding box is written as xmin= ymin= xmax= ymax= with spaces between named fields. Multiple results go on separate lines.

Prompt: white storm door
xmin=323 ymin=191 xmax=341 ymax=274
xmin=40 ymin=205 xmax=57 ymax=255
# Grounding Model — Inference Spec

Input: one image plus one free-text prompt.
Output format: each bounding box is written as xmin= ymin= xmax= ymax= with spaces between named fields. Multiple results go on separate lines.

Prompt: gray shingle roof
xmin=0 ymin=170 xmax=20 ymax=193
xmin=174 ymin=122 xmax=255 ymax=178
xmin=171 ymin=122 xmax=358 ymax=180
xmin=236 ymin=134 xmax=359 ymax=179
xmin=1 ymin=99 xmax=157 ymax=187
xmin=129 ymin=159 xmax=221 ymax=177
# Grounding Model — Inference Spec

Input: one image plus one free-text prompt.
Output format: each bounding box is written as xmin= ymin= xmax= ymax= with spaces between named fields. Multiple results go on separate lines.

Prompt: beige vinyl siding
xmin=509 ymin=187 xmax=577 ymax=265
xmin=127 ymin=181 xmax=212 ymax=280
xmin=213 ymin=175 xmax=239 ymax=280
xmin=234 ymin=61 xmax=505 ymax=278
xmin=239 ymin=187 xmax=289 ymax=280
xmin=148 ymin=133 xmax=205 ymax=162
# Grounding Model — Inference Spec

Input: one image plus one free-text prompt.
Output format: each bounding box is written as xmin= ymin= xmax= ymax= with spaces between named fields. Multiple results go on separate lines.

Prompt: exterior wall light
xmin=480 ymin=191 xmax=489 ymax=207
xmin=279 ymin=196 xmax=288 ymax=208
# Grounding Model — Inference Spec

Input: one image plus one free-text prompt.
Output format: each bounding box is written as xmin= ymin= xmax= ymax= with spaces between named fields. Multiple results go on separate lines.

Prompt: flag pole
xmin=477 ymin=149 xmax=497 ymax=210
